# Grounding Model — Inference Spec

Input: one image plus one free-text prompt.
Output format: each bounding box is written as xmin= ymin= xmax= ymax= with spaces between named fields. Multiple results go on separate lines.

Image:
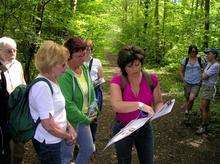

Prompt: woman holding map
xmin=110 ymin=45 xmax=163 ymax=164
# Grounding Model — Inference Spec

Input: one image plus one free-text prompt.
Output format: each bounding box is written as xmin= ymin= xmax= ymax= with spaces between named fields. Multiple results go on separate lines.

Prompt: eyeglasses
xmin=73 ymin=49 xmax=85 ymax=58
xmin=0 ymin=48 xmax=17 ymax=54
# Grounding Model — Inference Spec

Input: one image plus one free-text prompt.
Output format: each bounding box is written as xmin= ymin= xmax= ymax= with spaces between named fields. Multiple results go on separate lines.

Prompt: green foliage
xmin=0 ymin=0 xmax=220 ymax=79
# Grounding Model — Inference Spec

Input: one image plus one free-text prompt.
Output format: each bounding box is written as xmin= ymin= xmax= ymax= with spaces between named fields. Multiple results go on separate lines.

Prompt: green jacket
xmin=58 ymin=64 xmax=97 ymax=128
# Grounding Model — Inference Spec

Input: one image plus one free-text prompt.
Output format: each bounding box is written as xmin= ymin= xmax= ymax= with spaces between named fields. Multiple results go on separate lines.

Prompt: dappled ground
xmin=23 ymin=55 xmax=220 ymax=164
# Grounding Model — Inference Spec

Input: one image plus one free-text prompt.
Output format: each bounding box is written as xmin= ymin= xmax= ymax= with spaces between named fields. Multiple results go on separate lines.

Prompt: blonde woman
xmin=29 ymin=41 xmax=76 ymax=164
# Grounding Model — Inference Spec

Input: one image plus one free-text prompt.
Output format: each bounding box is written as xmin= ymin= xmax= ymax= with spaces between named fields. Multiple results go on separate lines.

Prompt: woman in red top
xmin=110 ymin=45 xmax=163 ymax=164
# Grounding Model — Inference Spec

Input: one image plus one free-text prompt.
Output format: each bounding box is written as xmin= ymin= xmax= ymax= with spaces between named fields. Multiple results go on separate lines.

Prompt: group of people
xmin=180 ymin=45 xmax=219 ymax=134
xmin=0 ymin=36 xmax=219 ymax=164
xmin=0 ymin=36 xmax=105 ymax=164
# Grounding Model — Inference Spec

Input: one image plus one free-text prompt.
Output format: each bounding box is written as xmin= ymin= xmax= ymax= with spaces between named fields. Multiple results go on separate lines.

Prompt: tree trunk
xmin=71 ymin=0 xmax=77 ymax=13
xmin=154 ymin=0 xmax=161 ymax=64
xmin=203 ymin=0 xmax=210 ymax=49
xmin=24 ymin=0 xmax=51 ymax=83
xmin=23 ymin=43 xmax=37 ymax=83
xmin=142 ymin=0 xmax=150 ymax=32
xmin=35 ymin=0 xmax=51 ymax=34
xmin=161 ymin=0 xmax=167 ymax=60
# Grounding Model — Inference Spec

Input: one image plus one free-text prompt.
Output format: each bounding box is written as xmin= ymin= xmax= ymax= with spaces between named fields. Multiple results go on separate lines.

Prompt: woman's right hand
xmin=90 ymin=115 xmax=97 ymax=123
xmin=142 ymin=104 xmax=155 ymax=116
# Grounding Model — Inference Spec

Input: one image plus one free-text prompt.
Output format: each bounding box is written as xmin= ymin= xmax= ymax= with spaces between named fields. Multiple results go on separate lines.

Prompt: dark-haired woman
xmin=58 ymin=37 xmax=97 ymax=164
xmin=179 ymin=45 xmax=205 ymax=124
xmin=110 ymin=45 xmax=163 ymax=164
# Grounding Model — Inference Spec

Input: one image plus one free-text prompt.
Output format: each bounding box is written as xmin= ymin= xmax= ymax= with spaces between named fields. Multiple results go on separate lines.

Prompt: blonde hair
xmin=35 ymin=41 xmax=69 ymax=73
xmin=0 ymin=37 xmax=17 ymax=49
xmin=86 ymin=39 xmax=93 ymax=48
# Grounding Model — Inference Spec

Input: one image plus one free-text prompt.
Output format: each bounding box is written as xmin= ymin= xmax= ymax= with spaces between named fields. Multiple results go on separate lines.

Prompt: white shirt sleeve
xmin=205 ymin=63 xmax=219 ymax=77
xmin=94 ymin=58 xmax=102 ymax=69
xmin=29 ymin=81 xmax=54 ymax=120
xmin=5 ymin=60 xmax=26 ymax=93
xmin=18 ymin=61 xmax=26 ymax=85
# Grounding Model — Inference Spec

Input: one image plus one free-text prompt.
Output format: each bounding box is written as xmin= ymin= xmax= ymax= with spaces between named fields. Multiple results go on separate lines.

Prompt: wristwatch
xmin=138 ymin=102 xmax=145 ymax=111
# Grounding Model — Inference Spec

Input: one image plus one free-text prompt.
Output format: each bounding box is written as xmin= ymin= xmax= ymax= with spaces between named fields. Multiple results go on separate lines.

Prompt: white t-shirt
xmin=4 ymin=59 xmax=26 ymax=94
xmin=29 ymin=76 xmax=67 ymax=144
xmin=88 ymin=58 xmax=102 ymax=82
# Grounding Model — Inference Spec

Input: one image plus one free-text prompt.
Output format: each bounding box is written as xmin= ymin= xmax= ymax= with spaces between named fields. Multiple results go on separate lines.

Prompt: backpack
xmin=8 ymin=77 xmax=53 ymax=143
xmin=88 ymin=58 xmax=93 ymax=72
xmin=183 ymin=57 xmax=203 ymax=70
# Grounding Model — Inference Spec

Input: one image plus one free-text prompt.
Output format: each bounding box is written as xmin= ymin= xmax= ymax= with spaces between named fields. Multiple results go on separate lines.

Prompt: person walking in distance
xmin=179 ymin=45 xmax=205 ymax=125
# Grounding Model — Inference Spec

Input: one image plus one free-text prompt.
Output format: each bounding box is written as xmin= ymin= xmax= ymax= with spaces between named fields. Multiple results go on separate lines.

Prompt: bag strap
xmin=184 ymin=57 xmax=203 ymax=70
xmin=27 ymin=77 xmax=54 ymax=95
xmin=184 ymin=57 xmax=189 ymax=71
xmin=0 ymin=72 xmax=8 ymax=95
xmin=89 ymin=58 xmax=93 ymax=72
xmin=120 ymin=74 xmax=127 ymax=93
xmin=142 ymin=72 xmax=154 ymax=92
xmin=198 ymin=57 xmax=203 ymax=68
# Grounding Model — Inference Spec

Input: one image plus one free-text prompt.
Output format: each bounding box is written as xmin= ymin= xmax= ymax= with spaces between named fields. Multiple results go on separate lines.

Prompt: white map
xmin=104 ymin=99 xmax=175 ymax=150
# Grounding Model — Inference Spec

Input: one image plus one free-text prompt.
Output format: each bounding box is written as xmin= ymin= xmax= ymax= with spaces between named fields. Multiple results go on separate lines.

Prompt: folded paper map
xmin=104 ymin=99 xmax=175 ymax=150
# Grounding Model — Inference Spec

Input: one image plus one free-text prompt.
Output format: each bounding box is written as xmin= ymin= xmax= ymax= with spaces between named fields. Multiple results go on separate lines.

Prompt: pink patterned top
xmin=110 ymin=73 xmax=158 ymax=124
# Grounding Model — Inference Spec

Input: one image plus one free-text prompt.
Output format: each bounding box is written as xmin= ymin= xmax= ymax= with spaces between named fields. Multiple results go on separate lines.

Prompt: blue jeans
xmin=62 ymin=124 xmax=94 ymax=164
xmin=90 ymin=86 xmax=103 ymax=143
xmin=76 ymin=124 xmax=94 ymax=164
xmin=60 ymin=140 xmax=74 ymax=164
xmin=113 ymin=121 xmax=154 ymax=164
xmin=32 ymin=139 xmax=61 ymax=164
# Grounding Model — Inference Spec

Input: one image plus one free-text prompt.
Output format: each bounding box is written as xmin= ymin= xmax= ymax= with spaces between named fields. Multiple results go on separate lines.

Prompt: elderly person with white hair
xmin=0 ymin=36 xmax=26 ymax=163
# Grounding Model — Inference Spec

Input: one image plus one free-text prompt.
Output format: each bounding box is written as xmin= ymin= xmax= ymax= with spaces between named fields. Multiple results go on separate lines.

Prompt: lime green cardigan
xmin=58 ymin=65 xmax=97 ymax=128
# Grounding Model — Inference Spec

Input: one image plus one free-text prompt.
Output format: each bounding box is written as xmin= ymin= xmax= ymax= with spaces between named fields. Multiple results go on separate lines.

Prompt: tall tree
xmin=71 ymin=0 xmax=77 ymax=13
xmin=203 ymin=0 xmax=210 ymax=48
xmin=142 ymin=0 xmax=150 ymax=32
xmin=154 ymin=0 xmax=161 ymax=64
xmin=161 ymin=0 xmax=168 ymax=59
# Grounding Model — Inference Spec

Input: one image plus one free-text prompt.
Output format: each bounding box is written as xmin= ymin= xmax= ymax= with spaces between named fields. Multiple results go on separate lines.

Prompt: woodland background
xmin=1 ymin=1 xmax=220 ymax=163
xmin=1 ymin=0 xmax=220 ymax=82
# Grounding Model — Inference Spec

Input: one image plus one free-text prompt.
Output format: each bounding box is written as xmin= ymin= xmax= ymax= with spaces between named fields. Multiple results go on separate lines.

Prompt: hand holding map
xmin=104 ymin=99 xmax=175 ymax=150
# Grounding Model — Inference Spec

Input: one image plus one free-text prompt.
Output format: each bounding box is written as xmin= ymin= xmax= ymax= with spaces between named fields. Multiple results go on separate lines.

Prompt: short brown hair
xmin=64 ymin=37 xmax=87 ymax=59
xmin=35 ymin=41 xmax=69 ymax=73
xmin=117 ymin=45 xmax=145 ymax=76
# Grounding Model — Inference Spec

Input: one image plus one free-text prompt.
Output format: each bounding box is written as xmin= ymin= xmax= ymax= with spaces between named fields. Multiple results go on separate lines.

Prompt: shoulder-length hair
xmin=117 ymin=45 xmax=145 ymax=76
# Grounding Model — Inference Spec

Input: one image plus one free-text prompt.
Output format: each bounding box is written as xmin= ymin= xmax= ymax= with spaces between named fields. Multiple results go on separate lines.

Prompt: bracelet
xmin=138 ymin=102 xmax=145 ymax=111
